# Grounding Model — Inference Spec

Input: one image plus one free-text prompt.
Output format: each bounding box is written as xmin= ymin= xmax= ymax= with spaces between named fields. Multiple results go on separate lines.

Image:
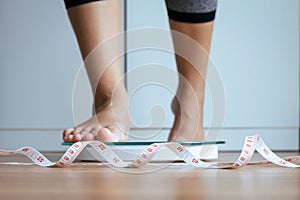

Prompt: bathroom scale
xmin=62 ymin=141 xmax=225 ymax=161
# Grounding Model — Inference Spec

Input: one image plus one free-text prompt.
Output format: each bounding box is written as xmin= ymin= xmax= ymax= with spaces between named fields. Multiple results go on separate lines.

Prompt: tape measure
xmin=0 ymin=135 xmax=299 ymax=169
xmin=62 ymin=140 xmax=224 ymax=161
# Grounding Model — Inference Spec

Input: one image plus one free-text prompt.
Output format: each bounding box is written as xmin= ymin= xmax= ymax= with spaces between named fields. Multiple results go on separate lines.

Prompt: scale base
xmin=76 ymin=144 xmax=219 ymax=162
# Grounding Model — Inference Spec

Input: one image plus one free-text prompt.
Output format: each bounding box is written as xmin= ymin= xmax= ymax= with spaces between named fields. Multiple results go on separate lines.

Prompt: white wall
xmin=0 ymin=0 xmax=299 ymax=151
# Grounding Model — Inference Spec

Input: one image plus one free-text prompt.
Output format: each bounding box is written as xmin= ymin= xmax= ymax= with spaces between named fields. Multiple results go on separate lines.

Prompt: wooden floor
xmin=0 ymin=152 xmax=299 ymax=200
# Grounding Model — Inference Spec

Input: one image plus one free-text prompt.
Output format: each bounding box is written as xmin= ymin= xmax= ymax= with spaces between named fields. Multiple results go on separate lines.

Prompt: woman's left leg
xmin=166 ymin=0 xmax=217 ymax=141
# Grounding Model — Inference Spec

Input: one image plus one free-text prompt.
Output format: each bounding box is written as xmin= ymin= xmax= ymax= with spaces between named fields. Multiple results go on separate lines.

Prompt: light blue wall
xmin=211 ymin=0 xmax=299 ymax=149
xmin=0 ymin=0 xmax=299 ymax=151
xmin=126 ymin=0 xmax=299 ymax=150
xmin=211 ymin=0 xmax=299 ymax=128
xmin=0 ymin=0 xmax=82 ymax=150
xmin=0 ymin=0 xmax=80 ymax=128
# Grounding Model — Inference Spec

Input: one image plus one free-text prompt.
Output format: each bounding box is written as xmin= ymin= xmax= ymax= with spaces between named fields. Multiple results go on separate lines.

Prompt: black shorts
xmin=64 ymin=0 xmax=217 ymax=23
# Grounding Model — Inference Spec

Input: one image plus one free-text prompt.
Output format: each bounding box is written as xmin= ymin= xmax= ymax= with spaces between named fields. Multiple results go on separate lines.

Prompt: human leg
xmin=166 ymin=0 xmax=217 ymax=141
xmin=63 ymin=0 xmax=130 ymax=142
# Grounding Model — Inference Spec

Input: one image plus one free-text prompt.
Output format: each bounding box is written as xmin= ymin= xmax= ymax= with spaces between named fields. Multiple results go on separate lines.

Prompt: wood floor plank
xmin=0 ymin=152 xmax=299 ymax=200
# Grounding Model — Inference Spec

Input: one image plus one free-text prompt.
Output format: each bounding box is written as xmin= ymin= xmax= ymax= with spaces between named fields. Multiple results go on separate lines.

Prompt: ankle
xmin=94 ymin=84 xmax=127 ymax=111
xmin=176 ymin=83 xmax=205 ymax=104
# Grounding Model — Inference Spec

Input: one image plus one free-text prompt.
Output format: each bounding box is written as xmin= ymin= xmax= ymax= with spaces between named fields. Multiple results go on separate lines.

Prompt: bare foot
xmin=167 ymin=17 xmax=214 ymax=142
xmin=62 ymin=0 xmax=128 ymax=143
xmin=168 ymin=82 xmax=205 ymax=142
xmin=63 ymin=86 xmax=130 ymax=142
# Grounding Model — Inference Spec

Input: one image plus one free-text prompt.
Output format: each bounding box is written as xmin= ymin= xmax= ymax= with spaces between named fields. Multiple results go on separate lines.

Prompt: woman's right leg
xmin=63 ymin=0 xmax=130 ymax=142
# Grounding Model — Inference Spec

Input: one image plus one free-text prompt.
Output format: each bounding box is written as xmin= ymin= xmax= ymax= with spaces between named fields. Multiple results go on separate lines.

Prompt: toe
xmin=90 ymin=128 xmax=99 ymax=137
xmin=63 ymin=128 xmax=74 ymax=141
xmin=79 ymin=128 xmax=95 ymax=141
xmin=72 ymin=133 xmax=82 ymax=142
xmin=65 ymin=134 xmax=74 ymax=142
xmin=82 ymin=133 xmax=95 ymax=141
xmin=95 ymin=128 xmax=119 ymax=142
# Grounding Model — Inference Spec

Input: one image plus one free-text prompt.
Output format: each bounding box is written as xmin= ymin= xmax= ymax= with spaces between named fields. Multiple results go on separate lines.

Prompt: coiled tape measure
xmin=0 ymin=135 xmax=299 ymax=169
